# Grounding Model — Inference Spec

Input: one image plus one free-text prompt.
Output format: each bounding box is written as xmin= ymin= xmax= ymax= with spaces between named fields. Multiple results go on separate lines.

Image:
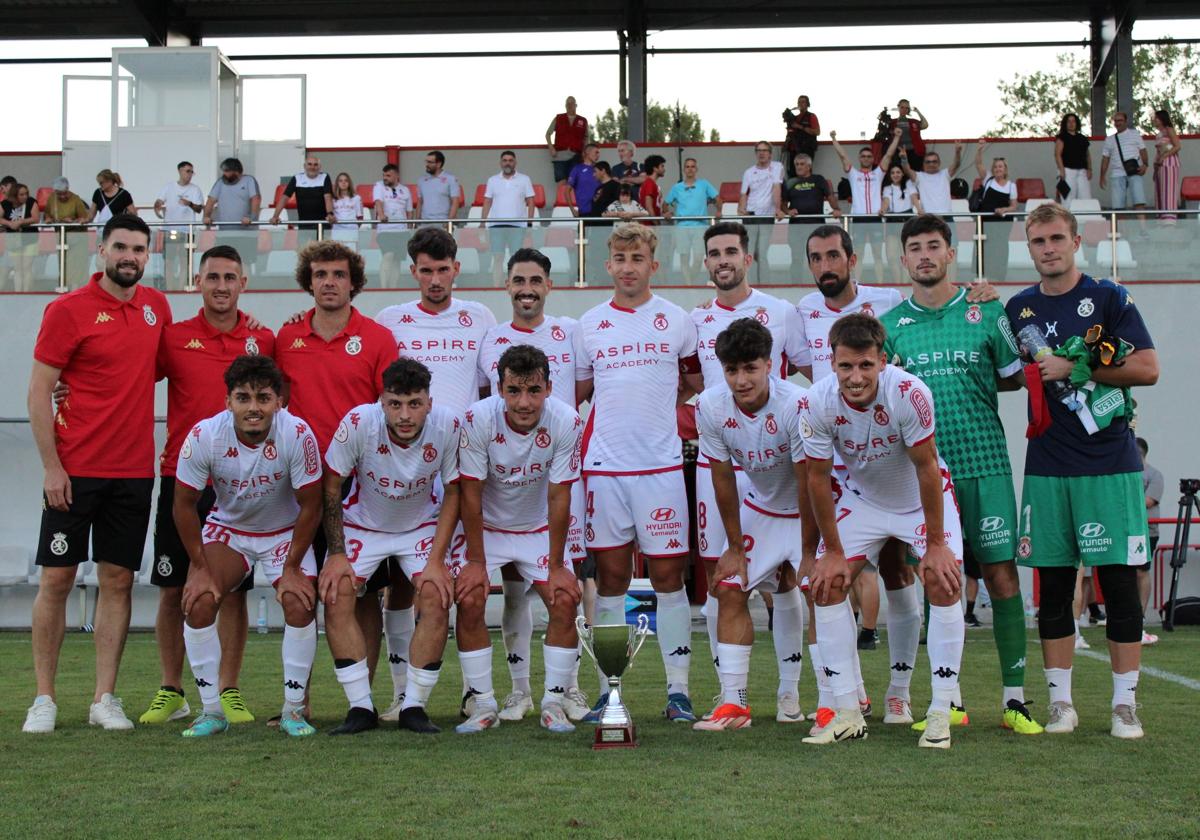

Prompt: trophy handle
xmin=576 ymin=615 xmax=596 ymax=662
xmin=627 ymin=613 xmax=651 ymax=665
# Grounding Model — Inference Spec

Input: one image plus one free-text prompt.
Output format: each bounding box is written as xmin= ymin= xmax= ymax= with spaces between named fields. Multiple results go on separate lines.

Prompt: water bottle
xmin=257 ymin=595 xmax=268 ymax=635
xmin=1017 ymin=324 xmax=1081 ymax=409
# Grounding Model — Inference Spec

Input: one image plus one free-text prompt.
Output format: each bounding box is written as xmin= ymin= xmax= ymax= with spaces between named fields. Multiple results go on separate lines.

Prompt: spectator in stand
xmin=482 ymin=150 xmax=536 ymax=285
xmin=0 ymin=176 xmax=15 ymax=196
xmin=589 ymin=162 xmax=621 ymax=218
xmin=203 ymin=158 xmax=261 ymax=276
xmin=2 ymin=183 xmax=41 ymax=291
xmin=974 ymin=140 xmax=1019 ymax=281
xmin=612 ymin=140 xmax=645 ymax=201
xmin=415 ymin=151 xmax=461 ymax=221
xmin=372 ymin=163 xmax=414 ymax=288
xmin=43 ymin=177 xmax=90 ymax=286
xmin=881 ymin=164 xmax=921 ymax=271
xmin=1151 ymin=109 xmax=1181 ymax=223
xmin=888 ymin=99 xmax=930 ymax=171
xmin=566 ymin=143 xmax=601 ymax=217
xmin=154 ymin=161 xmax=205 ymax=290
xmin=331 ymin=172 xmax=363 ymax=243
xmin=664 ymin=157 xmax=719 ymax=282
xmin=1054 ymin=113 xmax=1092 ymax=203
xmin=782 ymin=95 xmax=820 ymax=178
xmin=1100 ymin=112 xmax=1148 ymax=212
xmin=830 ymin=126 xmax=901 ymax=281
xmin=88 ymin=169 xmax=134 ymax=226
xmin=901 ymin=142 xmax=962 ymax=216
xmin=546 ymin=96 xmax=588 ymax=186
xmin=603 ymin=183 xmax=647 ymax=221
xmin=737 ymin=141 xmax=785 ymax=282
xmin=783 ymin=153 xmax=839 ymax=280
xmin=640 ymin=154 xmax=666 ymax=219
xmin=1137 ymin=437 xmax=1161 ymax=646
xmin=271 ymin=155 xmax=334 ymax=238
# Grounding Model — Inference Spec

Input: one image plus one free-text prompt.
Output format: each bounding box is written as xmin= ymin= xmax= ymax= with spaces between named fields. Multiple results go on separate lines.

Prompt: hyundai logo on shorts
xmin=979 ymin=516 xmax=1006 ymax=533
xmin=651 ymin=508 xmax=676 ymax=522
xmin=1078 ymin=523 xmax=1106 ymax=539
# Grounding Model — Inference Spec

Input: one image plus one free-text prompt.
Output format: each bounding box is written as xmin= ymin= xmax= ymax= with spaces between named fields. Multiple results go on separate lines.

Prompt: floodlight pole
xmin=623 ymin=1 xmax=648 ymax=142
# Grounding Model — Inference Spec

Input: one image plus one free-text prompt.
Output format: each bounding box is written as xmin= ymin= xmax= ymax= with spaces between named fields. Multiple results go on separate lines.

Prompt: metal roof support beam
xmin=121 ymin=0 xmax=172 ymax=47
xmin=1115 ymin=17 xmax=1135 ymax=118
xmin=623 ymin=1 xmax=648 ymax=142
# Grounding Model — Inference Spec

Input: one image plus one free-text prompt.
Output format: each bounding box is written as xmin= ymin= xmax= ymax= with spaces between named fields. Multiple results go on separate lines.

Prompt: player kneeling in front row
xmin=693 ymin=318 xmax=817 ymax=730
xmin=319 ymin=358 xmax=464 ymax=735
xmin=460 ymin=344 xmax=585 ymax=733
xmin=175 ymin=356 xmax=323 ymax=738
xmin=801 ymin=314 xmax=966 ymax=748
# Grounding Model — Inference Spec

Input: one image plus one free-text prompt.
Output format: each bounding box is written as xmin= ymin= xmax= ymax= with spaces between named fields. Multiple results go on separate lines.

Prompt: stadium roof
xmin=3 ymin=0 xmax=1193 ymax=42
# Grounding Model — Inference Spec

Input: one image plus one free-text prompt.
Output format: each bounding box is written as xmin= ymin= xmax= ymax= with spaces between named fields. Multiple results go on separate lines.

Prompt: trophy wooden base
xmin=593 ymin=722 xmax=638 ymax=749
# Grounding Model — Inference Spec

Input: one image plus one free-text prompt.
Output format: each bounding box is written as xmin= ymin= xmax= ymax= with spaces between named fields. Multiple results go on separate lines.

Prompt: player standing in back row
xmin=574 ymin=222 xmax=704 ymax=723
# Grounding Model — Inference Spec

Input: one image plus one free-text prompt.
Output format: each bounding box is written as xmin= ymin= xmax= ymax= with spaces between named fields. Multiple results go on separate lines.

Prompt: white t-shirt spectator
xmin=372 ymin=181 xmax=412 ymax=232
xmin=332 ymin=194 xmax=363 ymax=238
xmin=847 ymin=167 xmax=885 ymax=215
xmin=882 ymin=183 xmax=918 ymax=214
xmin=980 ymin=178 xmax=1018 ymax=205
xmin=740 ymin=162 xmax=784 ymax=216
xmin=158 ymin=181 xmax=204 ymax=226
xmin=1102 ymin=129 xmax=1146 ymax=175
xmin=484 ymin=171 xmax=535 ymax=228
xmin=914 ymin=170 xmax=950 ymax=214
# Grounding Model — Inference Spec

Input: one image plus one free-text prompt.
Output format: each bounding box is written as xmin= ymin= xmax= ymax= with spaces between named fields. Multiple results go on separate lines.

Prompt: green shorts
xmin=955 ymin=474 xmax=1018 ymax=565
xmin=1016 ymin=472 xmax=1149 ymax=568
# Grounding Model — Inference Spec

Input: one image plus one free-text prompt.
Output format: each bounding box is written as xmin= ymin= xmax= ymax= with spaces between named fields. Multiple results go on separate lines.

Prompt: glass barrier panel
xmin=62 ymin=228 xmax=98 ymax=290
xmin=580 ymin=220 xmax=616 ymax=287
xmin=979 ymin=217 xmax=1036 ymax=285
xmin=1113 ymin=212 xmax=1200 ymax=282
xmin=451 ymin=220 xmax=541 ymax=288
xmin=0 ymin=230 xmax=55 ymax=292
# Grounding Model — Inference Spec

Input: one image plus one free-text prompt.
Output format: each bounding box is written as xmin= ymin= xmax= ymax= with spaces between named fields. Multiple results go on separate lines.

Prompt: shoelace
xmin=887 ymin=698 xmax=906 ymax=716
xmin=501 ymin=692 xmax=527 ymax=709
xmin=221 ymin=691 xmax=248 ymax=712
xmin=147 ymin=691 xmax=174 ymax=711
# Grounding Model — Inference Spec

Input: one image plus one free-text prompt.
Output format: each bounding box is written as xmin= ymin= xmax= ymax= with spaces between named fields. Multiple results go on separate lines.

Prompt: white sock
xmin=501 ymin=581 xmax=533 ymax=695
xmin=810 ymin=643 xmax=834 ymax=709
xmin=335 ymin=659 xmax=374 ymax=711
xmin=401 ymin=664 xmax=441 ymax=710
xmin=281 ymin=620 xmax=317 ymax=707
xmin=772 ymin=587 xmax=804 ymax=697
xmin=1075 ymin=619 xmax=1083 ymax=639
xmin=655 ymin=587 xmax=692 ymax=697
xmin=594 ymin=594 xmax=626 ymax=694
xmin=571 ymin=637 xmax=582 ymax=690
xmin=383 ymin=607 xmax=414 ymax=699
xmin=884 ymin=585 xmax=920 ymax=701
xmin=716 ymin=642 xmax=751 ymax=708
xmin=459 ymin=646 xmax=497 ymax=710
xmin=703 ymin=597 xmax=720 ymax=672
xmin=1045 ymin=667 xmax=1072 ymax=705
xmin=815 ymin=602 xmax=859 ymax=710
xmin=845 ymin=600 xmax=867 ymax=703
xmin=1112 ymin=670 xmax=1138 ymax=709
xmin=1002 ymin=686 xmax=1026 ymax=706
xmin=183 ymin=622 xmax=223 ymax=714
xmin=543 ymin=645 xmax=577 ymax=708
xmin=927 ymin=603 xmax=966 ymax=715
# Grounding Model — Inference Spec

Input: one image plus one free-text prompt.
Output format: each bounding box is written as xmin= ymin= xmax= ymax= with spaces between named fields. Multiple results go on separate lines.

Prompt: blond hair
xmin=607 ymin=221 xmax=658 ymax=256
xmin=1024 ymin=203 xmax=1078 ymax=238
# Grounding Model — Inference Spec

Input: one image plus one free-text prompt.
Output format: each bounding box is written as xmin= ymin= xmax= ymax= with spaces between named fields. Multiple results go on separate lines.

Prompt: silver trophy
xmin=576 ymin=613 xmax=652 ymax=748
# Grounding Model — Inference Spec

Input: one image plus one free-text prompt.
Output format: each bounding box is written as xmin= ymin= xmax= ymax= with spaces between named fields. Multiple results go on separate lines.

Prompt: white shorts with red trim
xmin=464 ymin=527 xmax=567 ymax=587
xmin=717 ymin=501 xmax=804 ymax=593
xmin=567 ymin=481 xmax=587 ymax=562
xmin=817 ymin=488 xmax=964 ymax=566
xmin=344 ymin=519 xmax=439 ymax=584
xmin=695 ymin=461 xmax=752 ymax=560
xmin=583 ymin=470 xmax=690 ymax=557
xmin=202 ymin=520 xmax=317 ymax=585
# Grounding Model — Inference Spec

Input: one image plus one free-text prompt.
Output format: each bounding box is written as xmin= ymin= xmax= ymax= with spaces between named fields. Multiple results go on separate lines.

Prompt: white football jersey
xmin=574 ymin=295 xmax=699 ymax=474
xmin=375 ymin=298 xmax=498 ymax=413
xmin=459 ymin=395 xmax=582 ymax=531
xmin=794 ymin=285 xmax=903 ymax=380
xmin=176 ymin=408 xmax=321 ymax=534
xmin=800 ymin=365 xmax=944 ymax=512
xmin=691 ymin=288 xmax=806 ymax=386
xmin=697 ymin=378 xmax=808 ymax=515
xmin=324 ymin=402 xmax=461 ymax=533
xmin=478 ymin=316 xmax=578 ymax=403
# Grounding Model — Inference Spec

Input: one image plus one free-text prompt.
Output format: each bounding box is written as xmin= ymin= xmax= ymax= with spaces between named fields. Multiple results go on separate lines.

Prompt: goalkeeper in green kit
xmin=880 ymin=214 xmax=1043 ymax=734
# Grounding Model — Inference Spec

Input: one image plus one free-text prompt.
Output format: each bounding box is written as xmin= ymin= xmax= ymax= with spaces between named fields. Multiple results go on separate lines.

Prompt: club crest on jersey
xmin=344 ymin=335 xmax=362 ymax=355
xmin=653 ymin=313 xmax=669 ymax=331
xmin=535 ymin=428 xmax=551 ymax=448
xmin=860 ymin=302 xmax=875 ymax=317
xmin=460 ymin=429 xmax=469 ymax=449
xmin=244 ymin=336 xmax=260 ymax=356
xmin=458 ymin=310 xmax=473 ymax=327
xmin=765 ymin=413 xmax=778 ymax=434
xmin=754 ymin=307 xmax=770 ymax=325
xmin=263 ymin=441 xmax=277 ymax=460
xmin=965 ymin=305 xmax=982 ymax=324
xmin=180 ymin=438 xmax=192 ymax=459
xmin=334 ymin=422 xmax=349 ymax=444
xmin=873 ymin=404 xmax=889 ymax=425
xmin=143 ymin=304 xmax=157 ymax=326
xmin=157 ymin=556 xmax=172 ymax=577
xmin=1017 ymin=536 xmax=1032 ymax=559
xmin=1076 ymin=297 xmax=1094 ymax=317
xmin=551 ymin=325 xmax=566 ymax=341
xmin=800 ymin=417 xmax=813 ymax=438
xmin=423 ymin=443 xmax=437 ymax=462
xmin=49 ymin=532 xmax=69 ymax=556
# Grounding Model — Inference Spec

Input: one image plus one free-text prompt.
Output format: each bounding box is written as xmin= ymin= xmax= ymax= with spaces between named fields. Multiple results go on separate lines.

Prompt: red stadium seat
xmin=356 ymin=183 xmax=375 ymax=210
xmin=555 ymin=183 xmax=574 ymax=207
xmin=1016 ymin=178 xmax=1047 ymax=203
xmin=473 ymin=184 xmax=487 ymax=207
xmin=718 ymin=181 xmax=741 ymax=203
xmin=271 ymin=184 xmax=297 ymax=210
xmin=531 ymin=184 xmax=547 ymax=209
xmin=1181 ymin=176 xmax=1200 ymax=207
xmin=405 ymin=184 xmax=419 ymax=203
xmin=36 ymin=187 xmax=54 ymax=211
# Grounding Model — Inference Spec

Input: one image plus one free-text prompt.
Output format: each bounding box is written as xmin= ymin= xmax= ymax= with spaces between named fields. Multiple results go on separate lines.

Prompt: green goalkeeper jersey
xmin=881 ymin=290 xmax=1023 ymax=479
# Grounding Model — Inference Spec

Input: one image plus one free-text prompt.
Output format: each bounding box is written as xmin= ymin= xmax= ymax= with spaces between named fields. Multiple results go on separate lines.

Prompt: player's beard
xmin=106 ymin=260 xmax=144 ymax=288
xmin=816 ymin=271 xmax=849 ymax=299
xmin=708 ymin=262 xmax=745 ymax=292
xmin=911 ymin=264 xmax=948 ymax=287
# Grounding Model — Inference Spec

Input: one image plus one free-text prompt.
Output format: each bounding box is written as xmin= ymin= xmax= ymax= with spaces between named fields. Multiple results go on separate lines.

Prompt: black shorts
xmin=313 ymin=477 xmax=391 ymax=595
xmin=152 ymin=476 xmax=254 ymax=591
xmin=1139 ymin=536 xmax=1159 ymax=571
xmin=37 ymin=477 xmax=153 ymax=570
xmin=578 ymin=555 xmax=597 ymax=580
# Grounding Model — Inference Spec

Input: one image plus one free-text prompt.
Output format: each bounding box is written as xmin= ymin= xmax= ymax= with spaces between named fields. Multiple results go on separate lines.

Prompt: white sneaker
xmin=801 ymin=708 xmax=867 ymax=744
xmin=1141 ymin=631 xmax=1159 ymax=646
xmin=562 ymin=687 xmax=590 ymax=721
xmin=498 ymin=690 xmax=534 ymax=722
xmin=775 ymin=692 xmax=804 ymax=723
xmin=882 ymin=696 xmax=914 ymax=724
xmin=1111 ymin=704 xmax=1144 ymax=739
xmin=23 ymin=695 xmax=57 ymax=734
xmin=1074 ymin=634 xmax=1090 ymax=650
xmin=917 ymin=710 xmax=951 ymax=749
xmin=378 ymin=693 xmax=406 ymax=723
xmin=455 ymin=703 xmax=500 ymax=734
xmin=540 ymin=702 xmax=576 ymax=733
xmin=89 ymin=693 xmax=134 ymax=731
xmin=1044 ymin=701 xmax=1078 ymax=734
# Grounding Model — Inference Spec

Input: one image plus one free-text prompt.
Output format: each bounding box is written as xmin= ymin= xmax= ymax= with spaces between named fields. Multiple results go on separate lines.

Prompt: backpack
xmin=1161 ymin=596 xmax=1200 ymax=625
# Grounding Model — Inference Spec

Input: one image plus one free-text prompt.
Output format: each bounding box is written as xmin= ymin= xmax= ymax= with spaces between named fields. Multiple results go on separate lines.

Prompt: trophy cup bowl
xmin=576 ymin=613 xmax=651 ymax=749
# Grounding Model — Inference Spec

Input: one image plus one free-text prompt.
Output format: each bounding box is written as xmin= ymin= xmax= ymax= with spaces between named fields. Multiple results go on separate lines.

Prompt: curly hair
xmin=293 ymin=239 xmax=367 ymax=298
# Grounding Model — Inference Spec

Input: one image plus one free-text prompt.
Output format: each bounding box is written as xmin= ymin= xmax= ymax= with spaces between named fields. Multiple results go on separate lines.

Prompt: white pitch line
xmin=1076 ymin=648 xmax=1200 ymax=691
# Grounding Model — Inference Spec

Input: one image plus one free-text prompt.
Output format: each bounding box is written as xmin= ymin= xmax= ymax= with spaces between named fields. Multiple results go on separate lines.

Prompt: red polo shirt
xmin=33 ymin=273 xmax=172 ymax=478
xmin=157 ymin=310 xmax=277 ymax=477
xmin=275 ymin=306 xmax=397 ymax=450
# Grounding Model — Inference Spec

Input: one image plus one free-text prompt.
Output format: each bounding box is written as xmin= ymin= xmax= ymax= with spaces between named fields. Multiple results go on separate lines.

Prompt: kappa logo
xmin=898 ymin=379 xmax=913 ymax=396
xmin=295 ymin=422 xmax=308 ymax=437
xmin=765 ymin=413 xmax=778 ymax=434
xmin=465 ymin=410 xmax=474 ymax=424
xmin=95 ymin=312 xmax=113 ymax=324
xmin=653 ymin=313 xmax=669 ymax=331
xmin=49 ymin=532 xmax=69 ymax=556
xmin=1019 ymin=307 xmax=1035 ymax=319
xmin=494 ymin=433 xmax=506 ymax=444
xmin=388 ymin=653 xmax=406 ymax=665
xmin=723 ymin=417 xmax=740 ymax=429
xmin=873 ymin=404 xmax=889 ymax=425
xmin=1010 ymin=657 xmax=1027 ymax=671
xmin=143 ymin=304 xmax=157 ymax=326
xmin=290 ymin=338 xmax=306 ymax=349
xmin=422 ymin=443 xmax=437 ymax=463
xmin=891 ymin=662 xmax=913 ymax=672
xmin=494 ymin=336 xmax=511 ymax=345
xmin=668 ymin=646 xmax=691 ymax=656
xmin=822 ymin=667 xmax=840 ymax=678
xmin=401 ymin=314 xmax=415 ymax=323
xmin=897 ymin=316 xmax=916 ymax=326
xmin=597 ymin=320 xmax=614 ymax=330
xmin=979 ymin=516 xmax=1005 ymax=533
xmin=666 ymin=538 xmax=683 ymax=550
xmin=1079 ymin=522 xmax=1106 ymax=539
xmin=284 ymin=679 xmax=304 ymax=691
xmin=966 ymin=304 xmax=982 ymax=324
xmin=535 ymin=428 xmax=551 ymax=448
xmin=156 ymin=556 xmax=173 ymax=577
xmin=798 ymin=397 xmax=809 ymax=410
xmin=263 ymin=442 xmax=277 ymax=461
xmin=194 ymin=678 xmax=214 ymax=688
xmin=344 ymin=335 xmax=362 ymax=355
xmin=458 ymin=310 xmax=473 ymax=327
xmin=348 ymin=412 xmax=361 ymax=429
xmin=244 ymin=336 xmax=259 ymax=355
xmin=782 ymin=652 xmax=803 ymax=663
xmin=932 ymin=666 xmax=958 ymax=679
xmin=651 ymin=507 xmax=676 ymax=522
xmin=703 ymin=314 xmax=715 ymax=324
xmin=551 ymin=325 xmax=567 ymax=341
xmin=507 ymin=653 xmax=525 ymax=665
xmin=834 ymin=416 xmax=849 ymax=426
xmin=809 ymin=309 xmax=821 ymax=320
xmin=569 ymin=543 xmax=583 ymax=555
xmin=185 ymin=338 xmax=205 ymax=350
xmin=377 ymin=444 xmax=389 ymax=455
xmin=224 ymin=447 xmax=239 ymax=458
xmin=754 ymin=307 xmax=770 ymax=325
xmin=1077 ymin=297 xmax=1095 ymax=317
